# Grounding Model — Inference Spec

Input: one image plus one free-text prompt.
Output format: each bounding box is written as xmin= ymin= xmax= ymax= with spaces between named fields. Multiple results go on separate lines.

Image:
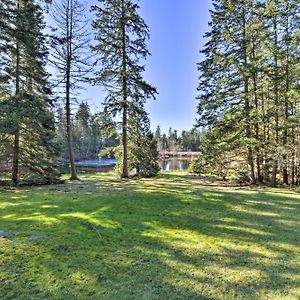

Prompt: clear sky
xmin=80 ymin=0 xmax=213 ymax=133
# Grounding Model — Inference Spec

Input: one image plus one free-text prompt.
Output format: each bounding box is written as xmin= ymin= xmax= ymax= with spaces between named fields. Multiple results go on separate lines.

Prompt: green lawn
xmin=0 ymin=172 xmax=300 ymax=300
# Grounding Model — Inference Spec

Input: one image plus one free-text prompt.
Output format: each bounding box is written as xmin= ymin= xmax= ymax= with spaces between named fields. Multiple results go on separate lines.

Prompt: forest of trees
xmin=194 ymin=0 xmax=300 ymax=186
xmin=0 ymin=0 xmax=160 ymax=183
xmin=2 ymin=0 xmax=300 ymax=186
xmin=56 ymin=102 xmax=119 ymax=161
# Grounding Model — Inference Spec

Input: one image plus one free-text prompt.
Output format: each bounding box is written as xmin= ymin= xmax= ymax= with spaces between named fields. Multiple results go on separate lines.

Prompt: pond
xmin=75 ymin=159 xmax=117 ymax=173
xmin=61 ymin=158 xmax=192 ymax=173
xmin=60 ymin=159 xmax=117 ymax=174
xmin=160 ymin=158 xmax=192 ymax=172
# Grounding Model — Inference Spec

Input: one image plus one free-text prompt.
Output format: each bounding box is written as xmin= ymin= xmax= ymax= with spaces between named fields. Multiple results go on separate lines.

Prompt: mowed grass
xmin=0 ymin=172 xmax=300 ymax=300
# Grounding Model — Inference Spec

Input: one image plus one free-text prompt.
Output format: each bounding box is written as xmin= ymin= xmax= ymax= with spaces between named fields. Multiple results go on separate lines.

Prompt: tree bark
xmin=121 ymin=0 xmax=128 ymax=178
xmin=242 ymin=5 xmax=255 ymax=183
xmin=271 ymin=5 xmax=279 ymax=187
xmin=251 ymin=41 xmax=262 ymax=182
xmin=12 ymin=0 xmax=21 ymax=183
xmin=282 ymin=3 xmax=290 ymax=185
xmin=66 ymin=0 xmax=78 ymax=180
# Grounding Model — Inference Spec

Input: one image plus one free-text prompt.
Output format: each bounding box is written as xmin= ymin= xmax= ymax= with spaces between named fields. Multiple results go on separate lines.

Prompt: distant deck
xmin=159 ymin=152 xmax=199 ymax=159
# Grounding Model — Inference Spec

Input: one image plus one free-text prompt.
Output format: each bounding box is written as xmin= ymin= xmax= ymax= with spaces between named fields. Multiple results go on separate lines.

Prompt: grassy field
xmin=0 ymin=172 xmax=300 ymax=300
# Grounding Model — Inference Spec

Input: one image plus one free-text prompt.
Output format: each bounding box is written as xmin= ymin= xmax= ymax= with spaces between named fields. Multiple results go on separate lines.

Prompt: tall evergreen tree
xmin=92 ymin=0 xmax=157 ymax=178
xmin=50 ymin=0 xmax=91 ymax=180
xmin=196 ymin=0 xmax=300 ymax=185
xmin=73 ymin=102 xmax=92 ymax=159
xmin=127 ymin=108 xmax=159 ymax=177
xmin=0 ymin=0 xmax=59 ymax=183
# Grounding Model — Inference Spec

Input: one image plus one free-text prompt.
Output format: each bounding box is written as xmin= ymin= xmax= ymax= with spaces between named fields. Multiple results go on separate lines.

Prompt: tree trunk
xmin=12 ymin=0 xmax=21 ymax=183
xmin=271 ymin=5 xmax=279 ymax=187
xmin=252 ymin=48 xmax=262 ymax=182
xmin=291 ymin=95 xmax=297 ymax=185
xmin=121 ymin=103 xmax=128 ymax=178
xmin=291 ymin=109 xmax=296 ymax=185
xmin=242 ymin=6 xmax=255 ymax=183
xmin=66 ymin=0 xmax=78 ymax=181
xmin=121 ymin=0 xmax=128 ymax=178
xmin=66 ymin=86 xmax=78 ymax=180
xmin=282 ymin=4 xmax=290 ymax=185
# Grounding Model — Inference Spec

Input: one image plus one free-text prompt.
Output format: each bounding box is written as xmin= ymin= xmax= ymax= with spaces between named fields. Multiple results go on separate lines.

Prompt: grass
xmin=0 ymin=172 xmax=300 ymax=300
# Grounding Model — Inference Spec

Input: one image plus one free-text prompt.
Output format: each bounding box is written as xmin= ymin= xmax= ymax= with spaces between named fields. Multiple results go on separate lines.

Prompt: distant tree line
xmin=154 ymin=126 xmax=202 ymax=153
xmin=56 ymin=102 xmax=119 ymax=161
xmin=194 ymin=0 xmax=300 ymax=186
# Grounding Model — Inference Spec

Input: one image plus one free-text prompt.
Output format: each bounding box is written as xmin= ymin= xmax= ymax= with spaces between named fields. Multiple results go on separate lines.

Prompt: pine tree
xmin=92 ymin=0 xmax=157 ymax=178
xmin=50 ymin=0 xmax=91 ymax=180
xmin=128 ymin=109 xmax=159 ymax=177
xmin=196 ymin=0 xmax=300 ymax=185
xmin=0 ymin=0 xmax=59 ymax=183
xmin=73 ymin=102 xmax=92 ymax=159
xmin=154 ymin=125 xmax=161 ymax=150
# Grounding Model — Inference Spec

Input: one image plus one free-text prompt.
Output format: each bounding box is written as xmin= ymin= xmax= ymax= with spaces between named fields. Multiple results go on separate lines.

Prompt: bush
xmin=188 ymin=159 xmax=203 ymax=174
xmin=228 ymin=170 xmax=250 ymax=184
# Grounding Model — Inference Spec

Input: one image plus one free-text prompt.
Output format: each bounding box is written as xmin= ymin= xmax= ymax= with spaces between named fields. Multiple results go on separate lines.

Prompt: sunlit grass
xmin=1 ymin=172 xmax=300 ymax=299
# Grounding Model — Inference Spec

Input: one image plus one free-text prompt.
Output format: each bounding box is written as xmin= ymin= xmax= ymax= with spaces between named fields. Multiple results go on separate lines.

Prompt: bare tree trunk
xmin=12 ymin=0 xmax=21 ymax=183
xmin=291 ymin=126 xmax=295 ymax=185
xmin=282 ymin=4 xmax=290 ymax=185
xmin=252 ymin=54 xmax=262 ymax=182
xmin=291 ymin=95 xmax=297 ymax=185
xmin=242 ymin=6 xmax=255 ymax=183
xmin=262 ymin=86 xmax=272 ymax=182
xmin=66 ymin=85 xmax=78 ymax=180
xmin=271 ymin=7 xmax=279 ymax=187
xmin=121 ymin=103 xmax=128 ymax=178
xmin=121 ymin=0 xmax=128 ymax=178
xmin=66 ymin=0 xmax=78 ymax=180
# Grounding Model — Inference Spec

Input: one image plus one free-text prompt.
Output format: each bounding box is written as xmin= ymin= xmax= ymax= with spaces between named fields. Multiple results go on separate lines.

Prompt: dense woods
xmin=195 ymin=0 xmax=300 ymax=186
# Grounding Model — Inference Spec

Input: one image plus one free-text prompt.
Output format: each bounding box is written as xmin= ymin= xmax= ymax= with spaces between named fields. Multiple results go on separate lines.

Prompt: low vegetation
xmin=1 ymin=172 xmax=299 ymax=299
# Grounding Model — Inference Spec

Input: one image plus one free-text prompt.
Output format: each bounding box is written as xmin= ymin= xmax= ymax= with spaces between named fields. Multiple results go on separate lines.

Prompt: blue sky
xmin=140 ymin=0 xmax=213 ymax=133
xmin=79 ymin=0 xmax=213 ymax=133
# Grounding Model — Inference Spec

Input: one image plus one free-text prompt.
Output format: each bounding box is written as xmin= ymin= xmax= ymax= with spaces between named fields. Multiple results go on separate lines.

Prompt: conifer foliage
xmin=196 ymin=0 xmax=300 ymax=186
xmin=0 ymin=0 xmax=59 ymax=183
xmin=92 ymin=0 xmax=158 ymax=177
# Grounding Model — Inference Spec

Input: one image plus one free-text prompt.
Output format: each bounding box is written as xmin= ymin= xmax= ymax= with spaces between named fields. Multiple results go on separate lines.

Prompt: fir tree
xmin=92 ymin=0 xmax=157 ymax=178
xmin=196 ymin=0 xmax=300 ymax=185
xmin=127 ymin=103 xmax=159 ymax=177
xmin=0 ymin=0 xmax=59 ymax=183
xmin=50 ymin=0 xmax=91 ymax=180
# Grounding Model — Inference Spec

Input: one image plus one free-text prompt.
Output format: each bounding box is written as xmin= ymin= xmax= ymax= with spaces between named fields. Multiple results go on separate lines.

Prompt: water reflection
xmin=160 ymin=158 xmax=191 ymax=172
xmin=60 ymin=159 xmax=117 ymax=174
xmin=61 ymin=158 xmax=192 ymax=174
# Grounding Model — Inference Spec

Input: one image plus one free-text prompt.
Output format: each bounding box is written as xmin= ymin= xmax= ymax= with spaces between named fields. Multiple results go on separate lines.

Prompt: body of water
xmin=60 ymin=159 xmax=117 ymax=174
xmin=74 ymin=159 xmax=117 ymax=173
xmin=75 ymin=159 xmax=117 ymax=168
xmin=160 ymin=158 xmax=191 ymax=172
xmin=62 ymin=158 xmax=192 ymax=173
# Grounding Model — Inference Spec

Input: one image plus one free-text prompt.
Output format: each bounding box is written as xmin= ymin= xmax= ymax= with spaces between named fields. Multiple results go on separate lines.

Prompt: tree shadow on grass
xmin=0 ymin=174 xmax=300 ymax=299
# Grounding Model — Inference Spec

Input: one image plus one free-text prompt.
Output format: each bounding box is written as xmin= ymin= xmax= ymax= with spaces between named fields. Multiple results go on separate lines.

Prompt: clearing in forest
xmin=0 ymin=172 xmax=300 ymax=299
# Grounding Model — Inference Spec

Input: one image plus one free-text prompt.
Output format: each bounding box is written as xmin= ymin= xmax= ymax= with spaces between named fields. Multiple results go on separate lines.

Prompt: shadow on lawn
xmin=0 ymin=173 xmax=300 ymax=299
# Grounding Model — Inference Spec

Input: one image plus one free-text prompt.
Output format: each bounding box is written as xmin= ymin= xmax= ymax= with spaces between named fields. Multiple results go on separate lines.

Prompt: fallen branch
xmin=82 ymin=221 xmax=102 ymax=240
